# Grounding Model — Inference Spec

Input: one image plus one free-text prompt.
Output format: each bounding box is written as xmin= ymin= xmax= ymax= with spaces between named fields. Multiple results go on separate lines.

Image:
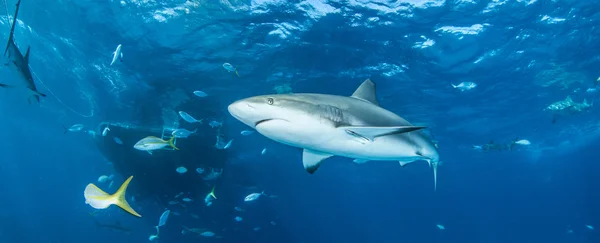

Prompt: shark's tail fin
xmin=62 ymin=125 xmax=68 ymax=134
xmin=428 ymin=160 xmax=439 ymax=192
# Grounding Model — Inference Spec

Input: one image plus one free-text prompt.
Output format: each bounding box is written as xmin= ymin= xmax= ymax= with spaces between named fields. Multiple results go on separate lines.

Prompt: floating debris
xmin=102 ymin=126 xmax=110 ymax=136
xmin=178 ymin=111 xmax=203 ymax=124
xmin=451 ymin=82 xmax=477 ymax=91
xmin=176 ymin=167 xmax=188 ymax=174
xmin=193 ymin=90 xmax=208 ymax=97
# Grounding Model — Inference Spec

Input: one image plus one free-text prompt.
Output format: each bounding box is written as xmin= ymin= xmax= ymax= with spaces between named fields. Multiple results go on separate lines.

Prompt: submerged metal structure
xmin=93 ymin=121 xmax=228 ymax=202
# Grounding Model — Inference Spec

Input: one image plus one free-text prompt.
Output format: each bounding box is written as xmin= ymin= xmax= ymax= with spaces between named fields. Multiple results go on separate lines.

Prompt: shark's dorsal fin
xmin=341 ymin=125 xmax=426 ymax=142
xmin=24 ymin=46 xmax=30 ymax=63
xmin=351 ymin=79 xmax=379 ymax=106
xmin=302 ymin=149 xmax=333 ymax=174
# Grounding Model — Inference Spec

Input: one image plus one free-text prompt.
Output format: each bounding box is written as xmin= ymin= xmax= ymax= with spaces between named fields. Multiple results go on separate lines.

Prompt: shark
xmin=228 ymin=79 xmax=441 ymax=190
xmin=1 ymin=0 xmax=46 ymax=103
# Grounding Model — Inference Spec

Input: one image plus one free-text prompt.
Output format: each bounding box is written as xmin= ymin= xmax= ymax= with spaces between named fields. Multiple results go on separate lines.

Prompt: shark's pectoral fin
xmin=302 ymin=149 xmax=333 ymax=174
xmin=341 ymin=125 xmax=426 ymax=141
xmin=399 ymin=161 xmax=411 ymax=167
xmin=351 ymin=79 xmax=379 ymax=106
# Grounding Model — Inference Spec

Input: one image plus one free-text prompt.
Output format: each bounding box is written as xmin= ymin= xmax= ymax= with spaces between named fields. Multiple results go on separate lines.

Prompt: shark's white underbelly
xmin=256 ymin=119 xmax=421 ymax=161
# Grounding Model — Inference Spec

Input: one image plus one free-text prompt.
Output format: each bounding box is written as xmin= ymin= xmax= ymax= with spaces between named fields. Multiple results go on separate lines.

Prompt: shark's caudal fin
xmin=84 ymin=176 xmax=142 ymax=217
xmin=351 ymin=79 xmax=379 ymax=106
xmin=4 ymin=0 xmax=21 ymax=56
xmin=428 ymin=160 xmax=439 ymax=192
xmin=302 ymin=149 xmax=333 ymax=174
xmin=167 ymin=136 xmax=179 ymax=150
xmin=209 ymin=186 xmax=217 ymax=199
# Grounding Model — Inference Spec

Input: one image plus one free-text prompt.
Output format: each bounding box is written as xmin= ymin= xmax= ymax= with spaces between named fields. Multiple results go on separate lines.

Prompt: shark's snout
xmin=228 ymin=99 xmax=260 ymax=128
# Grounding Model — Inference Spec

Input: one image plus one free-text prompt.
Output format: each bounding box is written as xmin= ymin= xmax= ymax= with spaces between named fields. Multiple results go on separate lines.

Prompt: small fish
xmin=200 ymin=231 xmax=215 ymax=237
xmin=222 ymin=63 xmax=239 ymax=77
xmin=134 ymin=136 xmax=179 ymax=154
xmin=102 ymin=126 xmax=110 ymax=136
xmin=261 ymin=148 xmax=267 ymax=155
xmin=514 ymin=139 xmax=531 ymax=145
xmin=223 ymin=139 xmax=233 ymax=149
xmin=97 ymin=175 xmax=109 ymax=183
xmin=451 ymin=82 xmax=477 ymax=91
xmin=108 ymin=180 xmax=114 ymax=188
xmin=172 ymin=128 xmax=197 ymax=138
xmin=240 ymin=130 xmax=254 ymax=136
xmin=244 ymin=191 xmax=265 ymax=202
xmin=182 ymin=198 xmax=193 ymax=202
xmin=209 ymin=120 xmax=222 ymax=128
xmin=113 ymin=137 xmax=123 ymax=145
xmin=234 ymin=216 xmax=243 ymax=222
xmin=204 ymin=186 xmax=217 ymax=206
xmin=195 ymin=167 xmax=205 ymax=174
xmin=63 ymin=124 xmax=84 ymax=134
xmin=84 ymin=176 xmax=141 ymax=217
xmin=270 ymin=221 xmax=277 ymax=226
xmin=586 ymin=224 xmax=594 ymax=230
xmin=149 ymin=235 xmax=158 ymax=241
xmin=193 ymin=90 xmax=208 ymax=97
xmin=178 ymin=111 xmax=202 ymax=124
xmin=190 ymin=214 xmax=199 ymax=219
xmin=168 ymin=201 xmax=179 ymax=205
xmin=176 ymin=166 xmax=188 ymax=174
xmin=158 ymin=209 xmax=170 ymax=227
xmin=234 ymin=207 xmax=244 ymax=212
xmin=436 ymin=224 xmax=445 ymax=230
xmin=110 ymin=44 xmax=123 ymax=66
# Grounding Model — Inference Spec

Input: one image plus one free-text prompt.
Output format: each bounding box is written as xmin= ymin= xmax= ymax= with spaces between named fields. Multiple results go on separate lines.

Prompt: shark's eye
xmin=267 ymin=98 xmax=274 ymax=105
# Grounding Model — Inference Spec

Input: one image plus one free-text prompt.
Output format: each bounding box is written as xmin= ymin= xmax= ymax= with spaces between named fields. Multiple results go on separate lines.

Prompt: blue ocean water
xmin=0 ymin=0 xmax=599 ymax=242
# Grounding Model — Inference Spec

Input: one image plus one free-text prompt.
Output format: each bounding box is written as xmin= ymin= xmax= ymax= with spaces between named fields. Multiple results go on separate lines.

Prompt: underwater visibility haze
xmin=0 ymin=0 xmax=599 ymax=243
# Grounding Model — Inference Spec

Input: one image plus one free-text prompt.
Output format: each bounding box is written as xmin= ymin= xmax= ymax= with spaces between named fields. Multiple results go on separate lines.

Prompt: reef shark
xmin=1 ymin=0 xmax=46 ymax=103
xmin=228 ymin=79 xmax=441 ymax=190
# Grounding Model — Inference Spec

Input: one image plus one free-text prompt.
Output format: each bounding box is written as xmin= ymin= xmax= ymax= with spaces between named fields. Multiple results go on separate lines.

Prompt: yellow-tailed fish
xmin=84 ymin=176 xmax=141 ymax=217
xmin=134 ymin=136 xmax=179 ymax=153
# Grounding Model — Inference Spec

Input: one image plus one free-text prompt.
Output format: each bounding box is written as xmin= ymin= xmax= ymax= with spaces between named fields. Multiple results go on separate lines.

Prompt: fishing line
xmin=32 ymin=69 xmax=95 ymax=118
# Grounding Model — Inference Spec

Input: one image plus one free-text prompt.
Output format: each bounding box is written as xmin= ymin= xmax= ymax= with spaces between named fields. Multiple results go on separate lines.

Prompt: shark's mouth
xmin=254 ymin=118 xmax=288 ymax=127
xmin=255 ymin=119 xmax=275 ymax=126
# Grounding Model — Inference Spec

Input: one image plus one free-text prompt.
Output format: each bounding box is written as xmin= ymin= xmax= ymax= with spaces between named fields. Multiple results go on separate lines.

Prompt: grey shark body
xmin=1 ymin=0 xmax=46 ymax=103
xmin=228 ymin=79 xmax=440 ymax=190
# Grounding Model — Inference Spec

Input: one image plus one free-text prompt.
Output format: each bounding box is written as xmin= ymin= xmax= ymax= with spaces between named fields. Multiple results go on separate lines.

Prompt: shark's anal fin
xmin=341 ymin=126 xmax=426 ymax=141
xmin=351 ymin=79 xmax=379 ymax=106
xmin=302 ymin=149 xmax=333 ymax=174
